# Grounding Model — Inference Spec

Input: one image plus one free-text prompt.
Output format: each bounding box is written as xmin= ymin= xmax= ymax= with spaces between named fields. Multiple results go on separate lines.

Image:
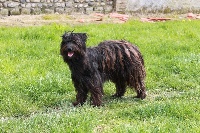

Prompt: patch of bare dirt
xmin=0 ymin=13 xmax=198 ymax=26
xmin=0 ymin=13 xmax=130 ymax=27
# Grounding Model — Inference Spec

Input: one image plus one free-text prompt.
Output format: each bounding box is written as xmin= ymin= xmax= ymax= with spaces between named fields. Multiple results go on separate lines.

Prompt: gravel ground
xmin=0 ymin=13 xmax=193 ymax=26
xmin=0 ymin=13 xmax=129 ymax=26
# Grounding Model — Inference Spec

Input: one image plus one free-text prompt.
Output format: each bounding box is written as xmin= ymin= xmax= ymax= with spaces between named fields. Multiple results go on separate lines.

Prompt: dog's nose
xmin=67 ymin=47 xmax=73 ymax=52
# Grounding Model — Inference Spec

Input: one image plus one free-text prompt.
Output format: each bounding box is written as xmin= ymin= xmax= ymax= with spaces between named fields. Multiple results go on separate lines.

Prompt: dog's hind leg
xmin=112 ymin=81 xmax=127 ymax=98
xmin=134 ymin=77 xmax=146 ymax=100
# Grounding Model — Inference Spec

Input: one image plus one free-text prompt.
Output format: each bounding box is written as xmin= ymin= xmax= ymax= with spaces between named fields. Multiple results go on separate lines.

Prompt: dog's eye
xmin=70 ymin=41 xmax=78 ymax=45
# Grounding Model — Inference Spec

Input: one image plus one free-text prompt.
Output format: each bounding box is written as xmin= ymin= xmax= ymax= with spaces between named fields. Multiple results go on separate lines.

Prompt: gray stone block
xmin=88 ymin=2 xmax=95 ymax=6
xmin=0 ymin=0 xmax=6 ymax=2
xmin=64 ymin=7 xmax=72 ymax=14
xmin=7 ymin=2 xmax=19 ymax=8
xmin=78 ymin=4 xmax=83 ymax=8
xmin=42 ymin=3 xmax=48 ymax=8
xmin=0 ymin=8 xmax=8 ymax=15
xmin=21 ymin=8 xmax=31 ymax=14
xmin=26 ymin=3 xmax=32 ymax=8
xmin=105 ymin=5 xmax=113 ymax=12
xmin=74 ymin=0 xmax=79 ymax=3
xmin=55 ymin=7 xmax=65 ymax=13
xmin=100 ymin=2 xmax=105 ymax=6
xmin=94 ymin=6 xmax=103 ymax=11
xmin=84 ymin=4 xmax=88 ymax=8
xmin=44 ymin=9 xmax=54 ymax=14
xmin=54 ymin=0 xmax=62 ymax=2
xmin=10 ymin=8 xmax=21 ymax=15
xmin=31 ymin=3 xmax=37 ymax=8
xmin=75 ymin=7 xmax=85 ymax=13
xmin=30 ymin=0 xmax=41 ymax=3
xmin=85 ymin=7 xmax=93 ymax=13
xmin=31 ymin=8 xmax=42 ymax=14
xmin=65 ymin=1 xmax=73 ymax=8
xmin=21 ymin=4 xmax=26 ymax=8
xmin=107 ymin=1 xmax=113 ymax=5
xmin=2 ymin=2 xmax=8 ymax=8
xmin=38 ymin=3 xmax=43 ymax=8
xmin=54 ymin=3 xmax=65 ymax=7
xmin=47 ymin=3 xmax=53 ymax=7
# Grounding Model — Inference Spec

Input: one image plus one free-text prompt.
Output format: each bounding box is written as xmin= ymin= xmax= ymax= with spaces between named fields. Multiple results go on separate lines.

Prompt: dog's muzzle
xmin=67 ymin=51 xmax=74 ymax=57
xmin=66 ymin=47 xmax=74 ymax=57
xmin=61 ymin=45 xmax=74 ymax=58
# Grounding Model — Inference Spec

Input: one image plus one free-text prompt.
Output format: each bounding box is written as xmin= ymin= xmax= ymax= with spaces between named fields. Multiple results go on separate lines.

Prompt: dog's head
xmin=60 ymin=31 xmax=87 ymax=60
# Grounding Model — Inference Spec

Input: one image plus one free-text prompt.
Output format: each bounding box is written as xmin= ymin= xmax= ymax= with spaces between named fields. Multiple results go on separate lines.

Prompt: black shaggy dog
xmin=60 ymin=31 xmax=146 ymax=107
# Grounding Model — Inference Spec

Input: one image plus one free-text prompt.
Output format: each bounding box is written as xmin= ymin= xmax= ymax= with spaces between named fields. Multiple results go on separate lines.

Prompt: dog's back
xmin=87 ymin=40 xmax=146 ymax=84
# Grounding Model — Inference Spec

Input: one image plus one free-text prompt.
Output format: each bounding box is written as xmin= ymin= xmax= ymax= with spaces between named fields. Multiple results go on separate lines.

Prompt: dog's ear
xmin=61 ymin=31 xmax=68 ymax=38
xmin=79 ymin=33 xmax=87 ymax=43
xmin=61 ymin=31 xmax=74 ymax=41
xmin=61 ymin=30 xmax=74 ymax=37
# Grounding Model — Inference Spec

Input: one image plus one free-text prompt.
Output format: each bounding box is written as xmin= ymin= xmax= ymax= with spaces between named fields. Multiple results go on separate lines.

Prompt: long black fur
xmin=60 ymin=31 xmax=146 ymax=106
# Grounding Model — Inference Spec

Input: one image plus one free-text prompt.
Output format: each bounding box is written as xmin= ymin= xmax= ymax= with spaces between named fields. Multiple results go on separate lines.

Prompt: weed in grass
xmin=42 ymin=14 xmax=61 ymax=20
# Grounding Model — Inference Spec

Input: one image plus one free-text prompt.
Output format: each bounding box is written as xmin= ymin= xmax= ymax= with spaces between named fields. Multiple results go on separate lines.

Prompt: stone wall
xmin=0 ymin=0 xmax=114 ymax=16
xmin=1 ymin=0 xmax=200 ymax=16
xmin=115 ymin=0 xmax=127 ymax=13
xmin=126 ymin=0 xmax=200 ymax=13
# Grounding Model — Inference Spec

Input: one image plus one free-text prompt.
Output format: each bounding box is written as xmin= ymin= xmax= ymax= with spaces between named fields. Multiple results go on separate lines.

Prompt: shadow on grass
xmin=102 ymin=94 xmax=146 ymax=107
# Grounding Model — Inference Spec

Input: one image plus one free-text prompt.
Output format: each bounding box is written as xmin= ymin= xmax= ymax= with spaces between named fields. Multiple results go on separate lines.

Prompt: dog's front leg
xmin=90 ymin=87 xmax=103 ymax=107
xmin=72 ymin=90 xmax=88 ymax=106
xmin=72 ymin=81 xmax=88 ymax=106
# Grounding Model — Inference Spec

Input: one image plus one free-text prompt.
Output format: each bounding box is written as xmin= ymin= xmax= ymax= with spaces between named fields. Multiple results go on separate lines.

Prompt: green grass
xmin=0 ymin=20 xmax=200 ymax=132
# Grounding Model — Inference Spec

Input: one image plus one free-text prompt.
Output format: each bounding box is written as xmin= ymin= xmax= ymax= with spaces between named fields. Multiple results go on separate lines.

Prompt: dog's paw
xmin=134 ymin=92 xmax=147 ymax=100
xmin=140 ymin=92 xmax=147 ymax=100
xmin=72 ymin=101 xmax=80 ymax=107
xmin=111 ymin=93 xmax=123 ymax=98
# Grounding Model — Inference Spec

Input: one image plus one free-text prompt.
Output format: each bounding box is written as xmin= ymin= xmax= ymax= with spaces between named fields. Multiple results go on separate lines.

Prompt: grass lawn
xmin=0 ymin=20 xmax=200 ymax=132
